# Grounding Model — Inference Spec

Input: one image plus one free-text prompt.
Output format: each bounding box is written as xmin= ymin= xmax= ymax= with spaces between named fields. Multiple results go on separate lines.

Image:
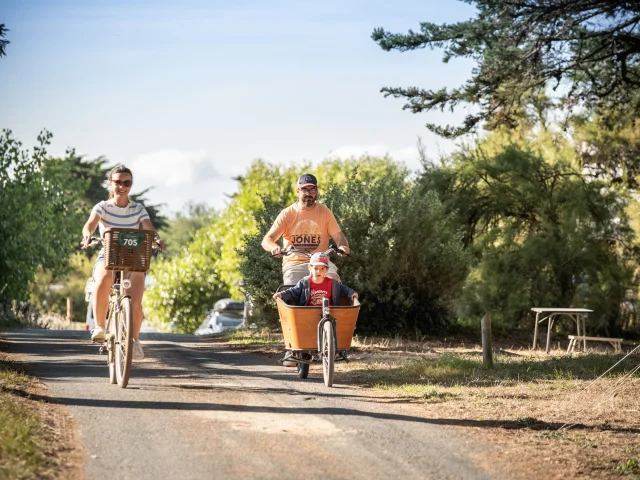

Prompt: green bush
xmin=240 ymin=158 xmax=471 ymax=334
xmin=239 ymin=200 xmax=290 ymax=329
xmin=144 ymin=229 xmax=229 ymax=333
xmin=0 ymin=130 xmax=85 ymax=304
xmin=424 ymin=135 xmax=637 ymax=332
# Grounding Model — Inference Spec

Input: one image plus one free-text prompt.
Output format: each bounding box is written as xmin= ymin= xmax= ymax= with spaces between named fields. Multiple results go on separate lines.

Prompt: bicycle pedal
xmin=97 ymin=345 xmax=108 ymax=355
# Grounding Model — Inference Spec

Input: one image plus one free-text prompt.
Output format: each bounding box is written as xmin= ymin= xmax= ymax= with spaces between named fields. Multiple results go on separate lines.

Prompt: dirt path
xmin=3 ymin=330 xmax=502 ymax=480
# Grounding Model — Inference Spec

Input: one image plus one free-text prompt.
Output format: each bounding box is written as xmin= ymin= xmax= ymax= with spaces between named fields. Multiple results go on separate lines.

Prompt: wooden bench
xmin=567 ymin=335 xmax=623 ymax=353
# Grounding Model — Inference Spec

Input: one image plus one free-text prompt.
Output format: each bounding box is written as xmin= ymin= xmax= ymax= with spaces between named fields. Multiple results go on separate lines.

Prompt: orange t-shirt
xmin=271 ymin=203 xmax=341 ymax=270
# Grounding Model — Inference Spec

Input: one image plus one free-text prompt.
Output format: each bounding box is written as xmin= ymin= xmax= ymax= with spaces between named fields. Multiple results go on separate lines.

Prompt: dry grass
xmin=0 ymin=303 xmax=85 ymax=331
xmin=0 ymin=347 xmax=82 ymax=480
xmin=201 ymin=329 xmax=640 ymax=477
xmin=337 ymin=341 xmax=640 ymax=479
xmin=0 ymin=359 xmax=56 ymax=480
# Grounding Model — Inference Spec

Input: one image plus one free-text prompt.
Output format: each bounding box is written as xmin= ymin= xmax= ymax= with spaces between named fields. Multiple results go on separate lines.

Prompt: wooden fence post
xmin=66 ymin=297 xmax=73 ymax=323
xmin=481 ymin=313 xmax=493 ymax=369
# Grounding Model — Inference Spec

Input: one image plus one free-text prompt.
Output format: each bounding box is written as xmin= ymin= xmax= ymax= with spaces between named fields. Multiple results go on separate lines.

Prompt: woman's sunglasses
xmin=112 ymin=180 xmax=132 ymax=187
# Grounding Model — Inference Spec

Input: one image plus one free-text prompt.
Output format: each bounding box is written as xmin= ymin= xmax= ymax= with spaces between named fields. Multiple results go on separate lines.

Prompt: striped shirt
xmin=91 ymin=200 xmax=150 ymax=236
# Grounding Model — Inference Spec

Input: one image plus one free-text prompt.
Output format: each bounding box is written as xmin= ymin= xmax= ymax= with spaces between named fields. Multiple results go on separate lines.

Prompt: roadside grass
xmin=344 ymin=351 xmax=638 ymax=388
xmin=217 ymin=329 xmax=283 ymax=346
xmin=613 ymin=457 xmax=640 ymax=477
xmin=0 ymin=303 xmax=82 ymax=331
xmin=0 ymin=360 xmax=56 ymax=480
xmin=336 ymin=346 xmax=640 ymax=478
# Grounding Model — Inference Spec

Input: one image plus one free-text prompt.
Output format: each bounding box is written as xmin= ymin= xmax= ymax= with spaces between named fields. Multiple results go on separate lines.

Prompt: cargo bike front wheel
xmin=321 ymin=319 xmax=336 ymax=387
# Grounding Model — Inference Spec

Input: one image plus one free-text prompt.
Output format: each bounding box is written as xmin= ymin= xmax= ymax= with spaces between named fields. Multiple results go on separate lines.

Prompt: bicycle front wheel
xmin=115 ymin=297 xmax=134 ymax=388
xmin=322 ymin=321 xmax=335 ymax=387
xmin=107 ymin=306 xmax=117 ymax=385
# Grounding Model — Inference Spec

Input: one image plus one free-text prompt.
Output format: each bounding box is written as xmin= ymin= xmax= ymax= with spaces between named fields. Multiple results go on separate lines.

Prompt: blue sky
xmin=1 ymin=0 xmax=477 ymax=213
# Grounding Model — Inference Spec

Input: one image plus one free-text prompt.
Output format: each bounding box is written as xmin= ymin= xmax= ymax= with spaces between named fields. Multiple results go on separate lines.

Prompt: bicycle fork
xmin=317 ymin=298 xmax=338 ymax=355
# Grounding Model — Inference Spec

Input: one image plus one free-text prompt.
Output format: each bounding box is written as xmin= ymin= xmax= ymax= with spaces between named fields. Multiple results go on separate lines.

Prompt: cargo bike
xmin=274 ymin=246 xmax=360 ymax=387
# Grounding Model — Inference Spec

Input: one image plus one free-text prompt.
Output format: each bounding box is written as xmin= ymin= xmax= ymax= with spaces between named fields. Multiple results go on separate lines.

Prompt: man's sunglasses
xmin=112 ymin=180 xmax=132 ymax=187
xmin=299 ymin=187 xmax=318 ymax=194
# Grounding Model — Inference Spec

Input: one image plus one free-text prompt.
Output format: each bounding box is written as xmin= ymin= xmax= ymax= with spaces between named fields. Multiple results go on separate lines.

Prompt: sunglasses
xmin=299 ymin=187 xmax=318 ymax=194
xmin=112 ymin=180 xmax=132 ymax=187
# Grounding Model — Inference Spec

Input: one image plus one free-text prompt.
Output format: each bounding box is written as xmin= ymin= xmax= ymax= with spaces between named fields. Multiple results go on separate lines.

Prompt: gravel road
xmin=5 ymin=330 xmax=500 ymax=480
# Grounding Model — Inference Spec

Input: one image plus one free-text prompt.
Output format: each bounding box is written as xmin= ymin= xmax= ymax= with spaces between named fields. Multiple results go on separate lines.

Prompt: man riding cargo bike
xmin=263 ymin=174 xmax=360 ymax=386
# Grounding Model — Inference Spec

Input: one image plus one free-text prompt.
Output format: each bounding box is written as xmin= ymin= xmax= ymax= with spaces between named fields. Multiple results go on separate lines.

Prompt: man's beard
xmin=302 ymin=196 xmax=315 ymax=207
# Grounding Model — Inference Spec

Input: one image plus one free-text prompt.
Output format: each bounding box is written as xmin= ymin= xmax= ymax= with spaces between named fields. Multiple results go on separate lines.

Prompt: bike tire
xmin=108 ymin=336 xmax=117 ymax=384
xmin=297 ymin=353 xmax=310 ymax=379
xmin=322 ymin=321 xmax=335 ymax=387
xmin=115 ymin=297 xmax=134 ymax=388
xmin=107 ymin=306 xmax=117 ymax=384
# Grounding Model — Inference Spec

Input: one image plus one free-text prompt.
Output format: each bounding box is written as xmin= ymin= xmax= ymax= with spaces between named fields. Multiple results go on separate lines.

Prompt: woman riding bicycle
xmin=81 ymin=165 xmax=165 ymax=360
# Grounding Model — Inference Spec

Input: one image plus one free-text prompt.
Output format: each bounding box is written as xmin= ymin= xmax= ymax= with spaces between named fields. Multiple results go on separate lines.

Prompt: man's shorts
xmin=282 ymin=260 xmax=340 ymax=285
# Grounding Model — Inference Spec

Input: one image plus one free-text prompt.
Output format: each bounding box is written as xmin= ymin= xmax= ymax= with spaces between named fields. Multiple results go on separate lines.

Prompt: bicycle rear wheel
xmin=115 ymin=297 xmax=134 ymax=388
xmin=322 ymin=321 xmax=335 ymax=387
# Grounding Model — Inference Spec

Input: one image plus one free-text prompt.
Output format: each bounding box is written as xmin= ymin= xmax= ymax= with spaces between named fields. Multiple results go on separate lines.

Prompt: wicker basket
xmin=103 ymin=228 xmax=154 ymax=272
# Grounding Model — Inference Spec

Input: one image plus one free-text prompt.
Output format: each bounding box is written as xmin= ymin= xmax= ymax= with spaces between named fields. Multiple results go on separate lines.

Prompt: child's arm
xmin=273 ymin=279 xmax=305 ymax=304
xmin=337 ymin=282 xmax=358 ymax=302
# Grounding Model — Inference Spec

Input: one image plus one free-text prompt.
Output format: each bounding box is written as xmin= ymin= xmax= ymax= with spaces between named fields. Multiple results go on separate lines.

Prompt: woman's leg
xmin=126 ymin=272 xmax=145 ymax=340
xmin=92 ymin=262 xmax=113 ymax=329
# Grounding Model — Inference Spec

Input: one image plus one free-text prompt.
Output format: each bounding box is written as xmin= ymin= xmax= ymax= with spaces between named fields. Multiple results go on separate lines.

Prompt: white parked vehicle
xmin=194 ymin=299 xmax=245 ymax=335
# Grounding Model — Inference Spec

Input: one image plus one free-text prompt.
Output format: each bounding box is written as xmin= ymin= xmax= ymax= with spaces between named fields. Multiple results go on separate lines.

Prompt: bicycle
xmin=274 ymin=245 xmax=359 ymax=387
xmin=86 ymin=228 xmax=157 ymax=388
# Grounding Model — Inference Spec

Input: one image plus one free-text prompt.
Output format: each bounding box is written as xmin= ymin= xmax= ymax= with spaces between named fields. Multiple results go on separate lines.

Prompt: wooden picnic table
xmin=531 ymin=307 xmax=593 ymax=353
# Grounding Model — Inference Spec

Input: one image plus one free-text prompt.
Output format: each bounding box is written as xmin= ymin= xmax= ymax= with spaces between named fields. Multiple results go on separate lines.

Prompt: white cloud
xmin=130 ymin=149 xmax=219 ymax=190
xmin=126 ymin=149 xmax=237 ymax=214
xmin=328 ymin=144 xmax=421 ymax=169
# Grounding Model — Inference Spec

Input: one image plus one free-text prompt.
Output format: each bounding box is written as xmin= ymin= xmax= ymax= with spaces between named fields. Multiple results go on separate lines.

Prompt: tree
xmin=571 ymin=106 xmax=640 ymax=188
xmin=422 ymin=129 xmax=636 ymax=333
xmin=0 ymin=130 xmax=86 ymax=303
xmin=0 ymin=24 xmax=9 ymax=58
xmin=159 ymin=202 xmax=216 ymax=257
xmin=372 ymin=0 xmax=640 ymax=138
xmin=239 ymin=158 xmax=471 ymax=334
xmin=52 ymin=151 xmax=169 ymax=231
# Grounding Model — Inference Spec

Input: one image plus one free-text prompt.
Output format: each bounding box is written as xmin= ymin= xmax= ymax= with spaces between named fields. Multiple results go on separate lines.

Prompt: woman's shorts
xmin=91 ymin=249 xmax=105 ymax=280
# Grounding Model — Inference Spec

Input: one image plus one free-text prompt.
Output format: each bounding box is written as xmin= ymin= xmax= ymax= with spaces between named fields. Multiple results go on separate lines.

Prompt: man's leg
xmin=282 ymin=263 xmax=310 ymax=285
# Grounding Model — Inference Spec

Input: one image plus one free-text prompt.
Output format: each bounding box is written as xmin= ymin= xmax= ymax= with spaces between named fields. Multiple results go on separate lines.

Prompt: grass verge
xmin=337 ymin=346 xmax=640 ymax=479
xmin=215 ymin=329 xmax=283 ymax=346
xmin=0 ymin=360 xmax=56 ymax=480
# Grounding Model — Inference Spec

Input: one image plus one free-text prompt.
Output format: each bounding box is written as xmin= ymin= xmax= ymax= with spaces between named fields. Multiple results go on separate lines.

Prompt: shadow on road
xmin=17 ymin=391 xmax=640 ymax=434
xmin=2 ymin=331 xmax=414 ymax=404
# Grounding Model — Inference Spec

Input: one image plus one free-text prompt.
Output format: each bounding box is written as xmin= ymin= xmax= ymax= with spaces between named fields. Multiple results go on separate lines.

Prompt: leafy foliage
xmin=238 ymin=199 xmax=288 ymax=329
xmin=422 ymin=129 xmax=637 ymax=332
xmin=0 ymin=130 xmax=86 ymax=303
xmin=571 ymin=107 xmax=640 ymax=188
xmin=28 ymin=253 xmax=93 ymax=323
xmin=372 ymin=0 xmax=640 ymax=137
xmin=239 ymin=158 xmax=471 ymax=335
xmin=158 ymin=202 xmax=217 ymax=257
xmin=323 ymin=165 xmax=471 ymax=334
xmin=143 ymin=227 xmax=229 ymax=333
xmin=0 ymin=24 xmax=9 ymax=58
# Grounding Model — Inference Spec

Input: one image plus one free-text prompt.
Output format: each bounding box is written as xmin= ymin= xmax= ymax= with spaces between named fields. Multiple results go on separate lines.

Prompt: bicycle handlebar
xmin=273 ymin=244 xmax=350 ymax=258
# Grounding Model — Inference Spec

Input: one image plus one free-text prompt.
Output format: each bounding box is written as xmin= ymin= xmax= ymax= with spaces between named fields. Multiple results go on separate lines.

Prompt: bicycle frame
xmin=317 ymin=298 xmax=337 ymax=354
xmin=103 ymin=270 xmax=132 ymax=361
